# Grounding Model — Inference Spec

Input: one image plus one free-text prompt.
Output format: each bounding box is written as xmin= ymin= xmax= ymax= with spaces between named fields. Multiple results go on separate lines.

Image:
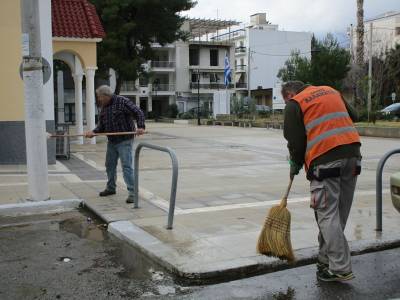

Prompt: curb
xmin=106 ymin=220 xmax=400 ymax=284
xmin=0 ymin=199 xmax=82 ymax=217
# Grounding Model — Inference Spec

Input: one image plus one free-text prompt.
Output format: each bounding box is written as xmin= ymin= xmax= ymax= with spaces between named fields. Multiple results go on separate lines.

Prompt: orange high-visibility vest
xmin=291 ymin=85 xmax=360 ymax=169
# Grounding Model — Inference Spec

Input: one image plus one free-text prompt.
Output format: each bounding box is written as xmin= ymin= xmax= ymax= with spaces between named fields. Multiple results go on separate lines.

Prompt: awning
xmin=235 ymin=73 xmax=243 ymax=83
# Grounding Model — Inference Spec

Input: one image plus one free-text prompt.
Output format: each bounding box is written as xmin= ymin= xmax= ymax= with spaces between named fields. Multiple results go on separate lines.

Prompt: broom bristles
xmin=257 ymin=202 xmax=295 ymax=262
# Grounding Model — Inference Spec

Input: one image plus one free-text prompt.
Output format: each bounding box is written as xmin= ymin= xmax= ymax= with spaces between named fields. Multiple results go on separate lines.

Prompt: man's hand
xmin=136 ymin=128 xmax=145 ymax=136
xmin=289 ymin=159 xmax=302 ymax=180
xmin=84 ymin=131 xmax=96 ymax=138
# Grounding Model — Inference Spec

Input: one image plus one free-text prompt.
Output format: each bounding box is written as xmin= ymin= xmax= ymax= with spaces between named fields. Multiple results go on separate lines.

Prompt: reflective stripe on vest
xmin=306 ymin=126 xmax=358 ymax=153
xmin=305 ymin=112 xmax=350 ymax=133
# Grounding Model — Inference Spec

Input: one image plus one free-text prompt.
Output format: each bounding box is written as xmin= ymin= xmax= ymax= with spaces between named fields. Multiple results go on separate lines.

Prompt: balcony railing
xmin=235 ymin=82 xmax=247 ymax=89
xmin=121 ymin=81 xmax=137 ymax=92
xmin=235 ymin=46 xmax=246 ymax=54
xmin=153 ymin=84 xmax=175 ymax=92
xmin=235 ymin=64 xmax=247 ymax=71
xmin=190 ymin=83 xmax=234 ymax=89
xmin=151 ymin=61 xmax=176 ymax=68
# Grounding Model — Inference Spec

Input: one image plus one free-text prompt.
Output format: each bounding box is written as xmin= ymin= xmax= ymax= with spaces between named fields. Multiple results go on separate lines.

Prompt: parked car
xmin=255 ymin=105 xmax=271 ymax=112
xmin=379 ymin=103 xmax=400 ymax=119
xmin=390 ymin=172 xmax=400 ymax=213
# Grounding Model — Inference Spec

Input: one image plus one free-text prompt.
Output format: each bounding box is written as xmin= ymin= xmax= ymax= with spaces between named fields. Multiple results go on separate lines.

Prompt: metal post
xmin=197 ymin=70 xmax=200 ymax=125
xmin=376 ymin=148 xmax=400 ymax=231
xmin=21 ymin=0 xmax=49 ymax=201
xmin=134 ymin=142 xmax=179 ymax=229
xmin=247 ymin=47 xmax=251 ymax=99
xmin=367 ymin=22 xmax=373 ymax=122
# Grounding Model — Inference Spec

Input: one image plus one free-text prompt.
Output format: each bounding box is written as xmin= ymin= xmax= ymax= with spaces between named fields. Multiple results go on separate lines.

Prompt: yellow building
xmin=0 ymin=0 xmax=104 ymax=164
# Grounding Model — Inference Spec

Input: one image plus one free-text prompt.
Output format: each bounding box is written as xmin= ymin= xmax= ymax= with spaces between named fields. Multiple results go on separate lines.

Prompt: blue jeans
xmin=105 ymin=139 xmax=134 ymax=195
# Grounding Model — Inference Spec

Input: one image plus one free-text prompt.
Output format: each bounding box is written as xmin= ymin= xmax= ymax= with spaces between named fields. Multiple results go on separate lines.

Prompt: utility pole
xmin=21 ymin=0 xmax=49 ymax=201
xmin=247 ymin=47 xmax=251 ymax=99
xmin=367 ymin=22 xmax=373 ymax=122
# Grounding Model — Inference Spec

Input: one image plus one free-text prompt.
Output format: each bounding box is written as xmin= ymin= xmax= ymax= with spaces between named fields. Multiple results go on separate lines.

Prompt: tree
xmin=92 ymin=0 xmax=195 ymax=94
xmin=278 ymin=34 xmax=351 ymax=91
xmin=356 ymin=0 xmax=364 ymax=67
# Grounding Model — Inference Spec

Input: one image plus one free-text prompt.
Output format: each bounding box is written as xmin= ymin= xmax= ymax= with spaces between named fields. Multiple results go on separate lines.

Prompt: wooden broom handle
xmin=49 ymin=131 xmax=145 ymax=138
xmin=280 ymin=178 xmax=293 ymax=207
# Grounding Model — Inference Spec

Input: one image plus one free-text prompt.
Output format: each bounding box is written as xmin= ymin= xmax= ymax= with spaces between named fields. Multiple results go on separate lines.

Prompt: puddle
xmin=57 ymin=209 xmax=194 ymax=297
xmin=59 ymin=214 xmax=106 ymax=242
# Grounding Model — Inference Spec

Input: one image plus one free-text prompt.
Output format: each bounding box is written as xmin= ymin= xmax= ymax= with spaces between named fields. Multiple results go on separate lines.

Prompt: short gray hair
xmin=96 ymin=85 xmax=114 ymax=97
xmin=281 ymin=81 xmax=305 ymax=98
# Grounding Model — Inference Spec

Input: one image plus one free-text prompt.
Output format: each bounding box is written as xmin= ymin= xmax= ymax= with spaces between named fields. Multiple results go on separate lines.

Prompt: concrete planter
xmin=356 ymin=126 xmax=400 ymax=138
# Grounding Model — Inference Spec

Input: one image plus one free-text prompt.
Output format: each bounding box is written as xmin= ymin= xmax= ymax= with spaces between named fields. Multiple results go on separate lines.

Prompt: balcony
xmin=152 ymin=84 xmax=175 ymax=92
xmin=235 ymin=65 xmax=247 ymax=72
xmin=190 ymin=83 xmax=234 ymax=90
xmin=120 ymin=81 xmax=137 ymax=92
xmin=235 ymin=46 xmax=246 ymax=54
xmin=235 ymin=82 xmax=247 ymax=89
xmin=151 ymin=61 xmax=175 ymax=69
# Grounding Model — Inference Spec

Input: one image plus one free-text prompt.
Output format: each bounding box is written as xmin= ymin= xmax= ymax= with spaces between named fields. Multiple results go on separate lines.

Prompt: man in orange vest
xmin=281 ymin=81 xmax=361 ymax=282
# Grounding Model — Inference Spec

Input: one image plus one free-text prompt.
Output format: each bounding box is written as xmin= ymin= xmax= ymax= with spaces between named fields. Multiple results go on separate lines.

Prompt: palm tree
xmin=356 ymin=0 xmax=364 ymax=67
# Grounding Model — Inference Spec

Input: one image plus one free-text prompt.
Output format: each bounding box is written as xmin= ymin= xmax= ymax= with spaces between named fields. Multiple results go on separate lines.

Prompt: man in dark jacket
xmin=282 ymin=81 xmax=361 ymax=282
xmin=85 ymin=85 xmax=145 ymax=203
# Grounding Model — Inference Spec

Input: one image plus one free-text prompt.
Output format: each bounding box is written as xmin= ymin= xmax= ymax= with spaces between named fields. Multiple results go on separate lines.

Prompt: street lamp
xmin=197 ymin=69 xmax=200 ymax=125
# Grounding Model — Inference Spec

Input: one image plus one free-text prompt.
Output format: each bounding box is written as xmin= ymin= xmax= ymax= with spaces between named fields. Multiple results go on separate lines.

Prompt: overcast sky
xmin=185 ymin=0 xmax=399 ymax=37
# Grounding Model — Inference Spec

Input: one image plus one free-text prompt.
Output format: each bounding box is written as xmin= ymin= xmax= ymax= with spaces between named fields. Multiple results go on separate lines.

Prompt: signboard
xmin=21 ymin=33 xmax=29 ymax=57
xmin=19 ymin=57 xmax=52 ymax=84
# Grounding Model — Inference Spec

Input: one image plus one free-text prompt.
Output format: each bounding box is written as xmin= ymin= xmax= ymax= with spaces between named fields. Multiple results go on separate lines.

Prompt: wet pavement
xmin=0 ymin=211 xmax=194 ymax=300
xmin=1 ymin=211 xmax=400 ymax=299
xmin=174 ymin=247 xmax=400 ymax=300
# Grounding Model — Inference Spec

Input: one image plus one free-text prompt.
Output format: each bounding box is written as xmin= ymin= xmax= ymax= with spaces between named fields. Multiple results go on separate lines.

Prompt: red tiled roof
xmin=52 ymin=0 xmax=105 ymax=39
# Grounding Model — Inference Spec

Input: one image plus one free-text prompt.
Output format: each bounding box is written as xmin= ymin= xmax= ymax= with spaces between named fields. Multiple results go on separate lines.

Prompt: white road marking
xmin=174 ymin=189 xmax=391 ymax=215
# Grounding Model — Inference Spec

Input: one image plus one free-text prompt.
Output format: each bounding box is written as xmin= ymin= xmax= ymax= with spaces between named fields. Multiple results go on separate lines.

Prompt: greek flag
xmin=224 ymin=53 xmax=231 ymax=87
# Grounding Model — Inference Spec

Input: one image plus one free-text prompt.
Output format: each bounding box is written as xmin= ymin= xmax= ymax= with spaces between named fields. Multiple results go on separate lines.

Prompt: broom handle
xmin=281 ymin=178 xmax=293 ymax=207
xmin=49 ymin=131 xmax=145 ymax=138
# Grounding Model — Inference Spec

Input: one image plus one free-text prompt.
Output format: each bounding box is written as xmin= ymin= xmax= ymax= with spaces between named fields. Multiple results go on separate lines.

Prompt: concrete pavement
xmin=1 ymin=123 xmax=400 ymax=282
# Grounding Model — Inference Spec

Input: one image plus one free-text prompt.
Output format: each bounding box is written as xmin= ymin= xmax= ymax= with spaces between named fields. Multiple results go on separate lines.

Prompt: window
xmin=210 ymin=73 xmax=220 ymax=83
xmin=191 ymin=73 xmax=199 ymax=83
xmin=189 ymin=48 xmax=199 ymax=65
xmin=396 ymin=27 xmax=400 ymax=35
xmin=210 ymin=49 xmax=219 ymax=66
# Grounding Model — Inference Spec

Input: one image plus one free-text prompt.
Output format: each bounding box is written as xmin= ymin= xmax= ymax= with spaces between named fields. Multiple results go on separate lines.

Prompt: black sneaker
xmin=99 ymin=189 xmax=116 ymax=197
xmin=316 ymin=260 xmax=329 ymax=272
xmin=126 ymin=195 xmax=134 ymax=203
xmin=317 ymin=268 xmax=355 ymax=282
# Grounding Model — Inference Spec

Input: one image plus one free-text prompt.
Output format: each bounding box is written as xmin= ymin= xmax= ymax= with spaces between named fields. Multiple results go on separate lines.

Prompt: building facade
xmin=118 ymin=19 xmax=238 ymax=116
xmin=0 ymin=0 xmax=104 ymax=164
xmin=227 ymin=13 xmax=312 ymax=110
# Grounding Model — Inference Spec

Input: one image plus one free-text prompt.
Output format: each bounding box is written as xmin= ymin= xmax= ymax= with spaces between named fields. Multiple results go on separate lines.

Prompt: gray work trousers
xmin=310 ymin=157 xmax=360 ymax=274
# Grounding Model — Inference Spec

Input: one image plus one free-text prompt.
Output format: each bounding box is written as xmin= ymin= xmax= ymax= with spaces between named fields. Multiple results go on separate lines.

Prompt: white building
xmin=349 ymin=11 xmax=400 ymax=59
xmin=119 ymin=19 xmax=238 ymax=116
xmin=223 ymin=13 xmax=312 ymax=110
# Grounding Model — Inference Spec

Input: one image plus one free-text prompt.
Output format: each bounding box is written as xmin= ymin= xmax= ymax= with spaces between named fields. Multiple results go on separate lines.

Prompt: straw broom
xmin=257 ymin=178 xmax=295 ymax=262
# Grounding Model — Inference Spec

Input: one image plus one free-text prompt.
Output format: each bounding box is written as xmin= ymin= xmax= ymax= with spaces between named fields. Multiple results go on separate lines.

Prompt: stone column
xmin=85 ymin=67 xmax=97 ymax=144
xmin=57 ymin=71 xmax=65 ymax=124
xmin=148 ymin=83 xmax=153 ymax=112
xmin=135 ymin=79 xmax=140 ymax=106
xmin=73 ymin=73 xmax=84 ymax=144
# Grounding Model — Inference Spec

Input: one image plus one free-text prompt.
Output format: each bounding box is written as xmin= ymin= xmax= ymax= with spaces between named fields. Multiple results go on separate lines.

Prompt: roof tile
xmin=52 ymin=0 xmax=105 ymax=39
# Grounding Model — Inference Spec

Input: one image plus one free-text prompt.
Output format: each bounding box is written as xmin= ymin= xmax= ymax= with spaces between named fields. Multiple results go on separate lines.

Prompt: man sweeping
xmin=85 ymin=85 xmax=145 ymax=203
xmin=281 ymin=81 xmax=361 ymax=282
